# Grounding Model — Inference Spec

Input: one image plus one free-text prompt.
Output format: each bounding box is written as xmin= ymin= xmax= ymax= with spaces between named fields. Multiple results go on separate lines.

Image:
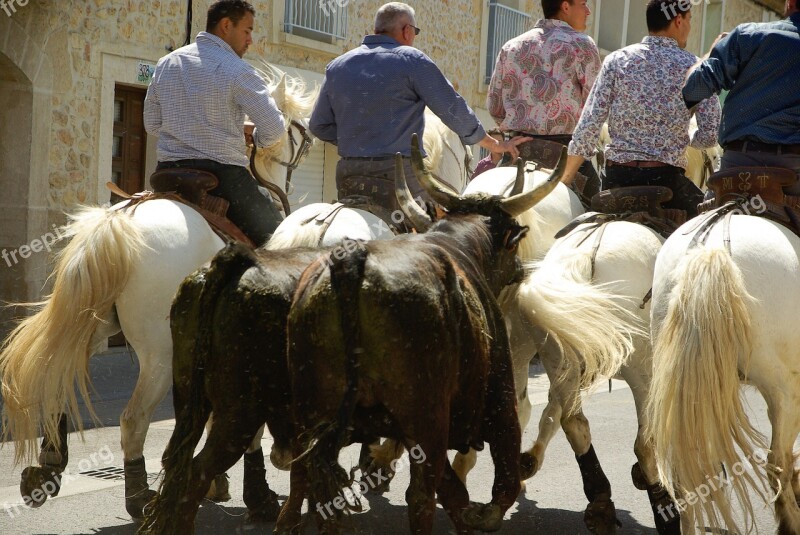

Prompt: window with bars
xmin=485 ymin=1 xmax=531 ymax=85
xmin=284 ymin=0 xmax=348 ymax=43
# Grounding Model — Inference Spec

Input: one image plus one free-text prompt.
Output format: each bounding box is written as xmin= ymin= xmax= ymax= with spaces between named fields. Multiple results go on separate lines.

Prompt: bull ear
xmin=500 ymin=147 xmax=566 ymax=217
xmin=411 ymin=134 xmax=461 ymax=210
xmin=395 ymin=153 xmax=432 ymax=232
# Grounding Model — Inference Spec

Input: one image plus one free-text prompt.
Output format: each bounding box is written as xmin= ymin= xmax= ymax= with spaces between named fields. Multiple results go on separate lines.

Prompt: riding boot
xmin=243 ymin=448 xmax=280 ymax=522
xmin=124 ymin=456 xmax=157 ymax=520
xmin=577 ymin=445 xmax=620 ymax=534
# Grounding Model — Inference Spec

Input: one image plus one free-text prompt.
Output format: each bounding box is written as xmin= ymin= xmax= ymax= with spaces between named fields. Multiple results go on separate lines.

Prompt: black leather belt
xmin=724 ymin=140 xmax=800 ymax=155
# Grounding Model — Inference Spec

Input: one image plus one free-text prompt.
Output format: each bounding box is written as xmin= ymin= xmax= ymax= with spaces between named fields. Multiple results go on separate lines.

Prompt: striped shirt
xmin=144 ymin=32 xmax=286 ymax=167
xmin=487 ymin=19 xmax=601 ymax=135
xmin=569 ymin=36 xmax=721 ymax=169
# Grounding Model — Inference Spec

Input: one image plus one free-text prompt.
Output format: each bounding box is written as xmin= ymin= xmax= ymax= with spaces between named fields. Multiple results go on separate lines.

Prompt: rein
xmin=249 ymin=119 xmax=314 ymax=216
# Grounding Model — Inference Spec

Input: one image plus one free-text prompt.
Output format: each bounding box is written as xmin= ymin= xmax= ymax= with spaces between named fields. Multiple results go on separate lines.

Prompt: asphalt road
xmin=0 ymin=348 xmax=779 ymax=534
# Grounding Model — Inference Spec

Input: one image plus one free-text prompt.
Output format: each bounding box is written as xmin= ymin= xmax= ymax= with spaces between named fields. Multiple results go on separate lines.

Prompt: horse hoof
xmin=630 ymin=462 xmax=648 ymax=491
xmin=584 ymin=496 xmax=620 ymax=535
xmin=244 ymin=488 xmax=281 ymax=523
xmin=126 ymin=488 xmax=158 ymax=520
xmin=461 ymin=502 xmax=503 ymax=532
xmin=520 ymin=452 xmax=539 ymax=480
xmin=20 ymin=466 xmax=62 ymax=507
xmin=207 ymin=473 xmax=231 ymax=502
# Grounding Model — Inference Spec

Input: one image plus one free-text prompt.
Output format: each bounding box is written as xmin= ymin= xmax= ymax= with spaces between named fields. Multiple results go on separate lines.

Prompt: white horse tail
xmin=517 ymin=249 xmax=642 ymax=395
xmin=0 ymin=206 xmax=146 ymax=464
xmin=647 ymin=245 xmax=770 ymax=532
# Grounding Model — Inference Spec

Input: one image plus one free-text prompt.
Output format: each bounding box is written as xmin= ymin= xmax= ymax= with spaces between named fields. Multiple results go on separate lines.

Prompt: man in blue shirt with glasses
xmin=310 ymin=2 xmax=529 ymax=216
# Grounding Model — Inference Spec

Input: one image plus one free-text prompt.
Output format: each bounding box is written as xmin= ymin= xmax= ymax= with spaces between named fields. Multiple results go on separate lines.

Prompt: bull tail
xmin=517 ymin=249 xmax=643 ymax=396
xmin=647 ymin=246 xmax=770 ymax=533
xmin=0 ymin=207 xmax=146 ymax=464
xmin=140 ymin=244 xmax=257 ymax=534
xmin=301 ymin=245 xmax=368 ymax=515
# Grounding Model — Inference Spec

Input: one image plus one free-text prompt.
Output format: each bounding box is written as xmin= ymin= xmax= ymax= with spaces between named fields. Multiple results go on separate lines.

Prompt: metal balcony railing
xmin=485 ymin=2 xmax=531 ymax=84
xmin=285 ymin=0 xmax=348 ymax=42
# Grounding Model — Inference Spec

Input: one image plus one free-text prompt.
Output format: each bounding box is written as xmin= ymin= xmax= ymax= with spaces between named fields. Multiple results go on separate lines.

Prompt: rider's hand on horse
xmin=244 ymin=120 xmax=255 ymax=146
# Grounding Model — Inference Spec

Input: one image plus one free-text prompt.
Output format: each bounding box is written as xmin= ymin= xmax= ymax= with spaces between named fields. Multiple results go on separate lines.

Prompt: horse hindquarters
xmin=648 ymin=244 xmax=769 ymax=533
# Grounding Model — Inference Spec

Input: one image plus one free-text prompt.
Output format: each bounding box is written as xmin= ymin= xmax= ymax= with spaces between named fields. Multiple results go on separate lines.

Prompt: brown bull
xmin=276 ymin=135 xmax=565 ymax=535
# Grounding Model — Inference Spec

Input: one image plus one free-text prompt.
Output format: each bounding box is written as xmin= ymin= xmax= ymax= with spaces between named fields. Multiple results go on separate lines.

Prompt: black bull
xmin=139 ymin=138 xmax=565 ymax=535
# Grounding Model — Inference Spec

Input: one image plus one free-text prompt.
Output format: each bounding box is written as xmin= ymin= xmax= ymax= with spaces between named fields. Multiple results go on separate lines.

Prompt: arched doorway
xmin=0 ymin=53 xmax=34 ymax=335
xmin=0 ymin=14 xmax=53 ymax=338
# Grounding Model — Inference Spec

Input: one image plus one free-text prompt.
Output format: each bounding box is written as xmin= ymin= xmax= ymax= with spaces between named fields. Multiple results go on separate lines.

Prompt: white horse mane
xmin=250 ymin=63 xmax=319 ymax=180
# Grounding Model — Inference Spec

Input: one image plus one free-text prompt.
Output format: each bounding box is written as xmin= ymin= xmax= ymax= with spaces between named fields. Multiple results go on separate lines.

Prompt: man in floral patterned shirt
xmin=562 ymin=0 xmax=721 ymax=217
xmin=487 ymin=0 xmax=601 ymax=201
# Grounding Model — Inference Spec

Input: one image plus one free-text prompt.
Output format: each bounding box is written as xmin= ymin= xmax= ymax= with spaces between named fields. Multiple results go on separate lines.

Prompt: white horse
xmin=267 ymin=107 xmax=474 ymax=250
xmin=0 ymin=68 xmax=325 ymax=520
xmin=515 ymin=218 xmax=686 ymax=534
xmin=647 ymin=208 xmax=800 ymax=534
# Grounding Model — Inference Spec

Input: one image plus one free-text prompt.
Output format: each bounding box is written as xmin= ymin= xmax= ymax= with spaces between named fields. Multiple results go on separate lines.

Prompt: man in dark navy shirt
xmin=683 ymin=0 xmax=800 ymax=183
xmin=310 ymin=2 xmax=529 ymax=214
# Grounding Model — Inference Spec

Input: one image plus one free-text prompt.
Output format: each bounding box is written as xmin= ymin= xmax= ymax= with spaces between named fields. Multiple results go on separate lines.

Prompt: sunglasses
xmin=406 ymin=24 xmax=421 ymax=36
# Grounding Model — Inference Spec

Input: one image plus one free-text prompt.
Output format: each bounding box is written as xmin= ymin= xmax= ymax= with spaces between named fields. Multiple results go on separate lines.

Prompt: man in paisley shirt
xmin=562 ymin=0 xmax=721 ymax=217
xmin=487 ymin=0 xmax=602 ymax=202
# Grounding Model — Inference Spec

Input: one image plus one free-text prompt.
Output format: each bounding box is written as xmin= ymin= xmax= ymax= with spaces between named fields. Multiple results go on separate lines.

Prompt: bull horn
xmin=500 ymin=147 xmax=567 ymax=217
xmin=411 ymin=133 xmax=461 ymax=210
xmin=509 ymin=158 xmax=526 ymax=195
xmin=394 ymin=153 xmax=432 ymax=232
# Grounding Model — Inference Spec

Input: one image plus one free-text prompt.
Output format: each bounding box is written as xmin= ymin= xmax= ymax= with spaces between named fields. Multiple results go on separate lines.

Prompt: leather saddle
xmin=146 ymin=168 xmax=254 ymax=246
xmin=338 ymin=175 xmax=432 ymax=233
xmin=699 ymin=166 xmax=800 ymax=233
xmin=590 ymin=185 xmax=686 ymax=237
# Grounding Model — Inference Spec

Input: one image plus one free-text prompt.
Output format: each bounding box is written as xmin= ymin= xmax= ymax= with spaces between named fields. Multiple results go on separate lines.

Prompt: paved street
xmin=0 ymin=348 xmax=778 ymax=534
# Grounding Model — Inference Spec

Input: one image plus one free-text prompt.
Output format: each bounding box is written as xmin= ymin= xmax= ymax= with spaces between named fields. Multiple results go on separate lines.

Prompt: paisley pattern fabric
xmin=569 ymin=36 xmax=721 ymax=170
xmin=487 ymin=19 xmax=601 ymax=135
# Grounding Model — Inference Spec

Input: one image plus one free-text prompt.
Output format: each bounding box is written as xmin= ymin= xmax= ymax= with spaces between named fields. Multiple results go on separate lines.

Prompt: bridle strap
xmin=269 ymin=120 xmax=313 ymax=192
xmin=249 ymin=119 xmax=314 ymax=216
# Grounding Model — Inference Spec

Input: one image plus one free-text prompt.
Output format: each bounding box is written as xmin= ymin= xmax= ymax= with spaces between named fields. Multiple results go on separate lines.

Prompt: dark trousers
xmin=155 ymin=159 xmax=283 ymax=246
xmin=336 ymin=157 xmax=432 ymax=216
xmin=602 ymin=165 xmax=704 ymax=217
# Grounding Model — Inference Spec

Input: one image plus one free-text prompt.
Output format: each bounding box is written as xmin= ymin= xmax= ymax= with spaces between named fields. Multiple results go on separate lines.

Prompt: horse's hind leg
xmin=20 ymin=414 xmax=69 ymax=506
xmin=545 ymin=343 xmax=618 ymax=534
xmin=763 ymin=392 xmax=800 ymax=535
xmin=119 ymin=346 xmax=172 ymax=519
xmin=20 ymin=316 xmax=120 ymax=508
xmin=620 ymin=354 xmax=681 ymax=535
xmin=521 ymin=393 xmax=562 ymax=480
xmin=202 ymin=413 xmax=231 ymax=502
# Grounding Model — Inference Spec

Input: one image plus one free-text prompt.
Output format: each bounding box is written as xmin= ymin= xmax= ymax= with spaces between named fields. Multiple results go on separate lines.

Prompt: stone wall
xmin=1 ymin=0 xmax=787 ymax=218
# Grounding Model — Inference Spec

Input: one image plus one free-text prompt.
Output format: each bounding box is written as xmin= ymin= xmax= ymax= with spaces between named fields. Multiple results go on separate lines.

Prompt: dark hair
xmin=542 ymin=0 xmax=570 ymax=19
xmin=206 ymin=0 xmax=255 ymax=33
xmin=646 ymin=0 xmax=690 ymax=32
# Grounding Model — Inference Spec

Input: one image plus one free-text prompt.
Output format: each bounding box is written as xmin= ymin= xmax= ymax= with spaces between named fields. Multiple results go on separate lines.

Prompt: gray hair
xmin=374 ymin=2 xmax=415 ymax=34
